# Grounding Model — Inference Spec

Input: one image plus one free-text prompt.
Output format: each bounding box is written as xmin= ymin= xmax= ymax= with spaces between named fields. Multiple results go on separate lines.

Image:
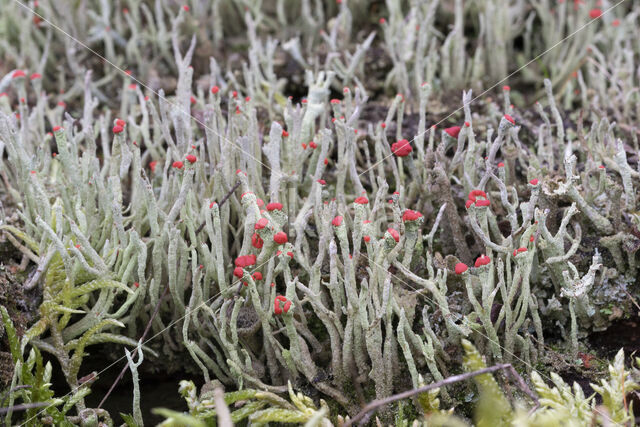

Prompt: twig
xmin=0 ymin=401 xmax=50 ymax=415
xmin=194 ymin=180 xmax=241 ymax=235
xmin=344 ymin=363 xmax=538 ymax=427
xmin=213 ymin=387 xmax=232 ymax=427
xmin=0 ymin=385 xmax=32 ymax=404
xmin=97 ymin=284 xmax=170 ymax=409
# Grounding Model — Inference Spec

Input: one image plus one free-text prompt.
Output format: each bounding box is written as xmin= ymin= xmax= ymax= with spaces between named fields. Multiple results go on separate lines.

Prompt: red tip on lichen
xmin=354 ymin=196 xmax=369 ymax=205
xmin=255 ymin=218 xmax=269 ymax=230
xmin=504 ymin=114 xmax=515 ymax=124
xmin=455 ymin=262 xmax=468 ymax=274
xmin=330 ymin=98 xmax=341 ymax=104
xmin=317 ymin=179 xmax=326 ymax=185
xmin=498 ymin=162 xmax=505 ymax=168
xmin=589 ymin=8 xmax=602 ymax=19
xmin=444 ymin=126 xmax=461 ymax=138
xmin=391 ymin=139 xmax=412 ymax=157
xmin=53 ymin=126 xmax=62 ymax=132
xmin=364 ymin=235 xmax=371 ymax=242
xmin=503 ymin=85 xmax=510 ymax=91
xmin=30 ymin=73 xmax=42 ymax=80
xmin=172 ymin=161 xmax=184 ymax=169
xmin=387 ymin=228 xmax=400 ymax=242
xmin=267 ymin=202 xmax=283 ymax=211
xmin=186 ymin=154 xmax=197 ymax=164
xmin=113 ymin=125 xmax=124 ymax=134
xmin=211 ymin=86 xmax=219 ymax=94
xmin=12 ymin=70 xmax=26 ymax=79
xmin=252 ymin=272 xmax=263 ymax=280
xmin=474 ymin=255 xmax=491 ymax=267
xmin=235 ymin=254 xmax=256 ymax=268
xmin=274 ymin=295 xmax=290 ymax=315
xmin=309 ymin=141 xmax=317 ymax=149
xmin=252 ymin=233 xmax=264 ymax=249
xmin=475 ymin=199 xmax=491 ymax=207
xmin=233 ymin=267 xmax=244 ymax=278
xmin=282 ymin=130 xmax=289 ymax=137
xmin=149 ymin=161 xmax=157 ymax=172
xmin=273 ymin=231 xmax=288 ymax=244
xmin=332 ymin=216 xmax=343 ymax=226
xmin=468 ymin=190 xmax=487 ymax=202
xmin=402 ymin=209 xmax=423 ymax=221
xmin=529 ymin=178 xmax=539 ymax=185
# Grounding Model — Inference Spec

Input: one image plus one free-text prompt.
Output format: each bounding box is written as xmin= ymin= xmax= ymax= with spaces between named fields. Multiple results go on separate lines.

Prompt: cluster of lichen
xmin=1 ymin=0 xmax=640 ymax=425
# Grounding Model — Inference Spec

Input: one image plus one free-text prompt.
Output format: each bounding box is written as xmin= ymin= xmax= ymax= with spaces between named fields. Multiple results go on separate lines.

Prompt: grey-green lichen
xmin=0 ymin=0 xmax=639 ymax=425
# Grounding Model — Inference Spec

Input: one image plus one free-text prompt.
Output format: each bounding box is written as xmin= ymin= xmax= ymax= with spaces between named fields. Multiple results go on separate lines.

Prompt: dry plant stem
xmin=97 ymin=284 xmax=170 ymax=409
xmin=344 ymin=363 xmax=538 ymax=426
xmin=0 ymin=402 xmax=51 ymax=415
xmin=213 ymin=387 xmax=232 ymax=427
xmin=194 ymin=180 xmax=241 ymax=235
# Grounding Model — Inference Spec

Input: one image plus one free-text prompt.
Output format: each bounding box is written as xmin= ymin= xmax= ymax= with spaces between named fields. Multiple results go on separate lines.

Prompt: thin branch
xmin=97 ymin=284 xmax=170 ymax=409
xmin=0 ymin=385 xmax=32 ymax=404
xmin=213 ymin=387 xmax=232 ymax=427
xmin=194 ymin=180 xmax=241 ymax=235
xmin=0 ymin=401 xmax=50 ymax=415
xmin=344 ymin=363 xmax=538 ymax=427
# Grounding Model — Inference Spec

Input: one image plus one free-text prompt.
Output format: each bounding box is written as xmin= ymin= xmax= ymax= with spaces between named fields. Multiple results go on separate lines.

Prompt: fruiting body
xmin=172 ymin=161 xmax=184 ymax=169
xmin=235 ymin=254 xmax=256 ymax=267
xmin=402 ymin=209 xmax=422 ymax=221
xmin=252 ymin=233 xmax=264 ymax=249
xmin=387 ymin=228 xmax=400 ymax=242
xmin=273 ymin=232 xmax=288 ymax=244
xmin=186 ymin=154 xmax=197 ymax=164
xmin=332 ymin=216 xmax=343 ymax=226
xmin=474 ymin=255 xmax=491 ymax=267
xmin=354 ymin=196 xmax=369 ymax=204
xmin=444 ymin=126 xmax=461 ymax=138
xmin=255 ymin=218 xmax=269 ymax=230
xmin=391 ymin=139 xmax=412 ymax=157
xmin=455 ymin=263 xmax=468 ymax=274
xmin=274 ymin=295 xmax=291 ymax=315
xmin=267 ymin=202 xmax=283 ymax=211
